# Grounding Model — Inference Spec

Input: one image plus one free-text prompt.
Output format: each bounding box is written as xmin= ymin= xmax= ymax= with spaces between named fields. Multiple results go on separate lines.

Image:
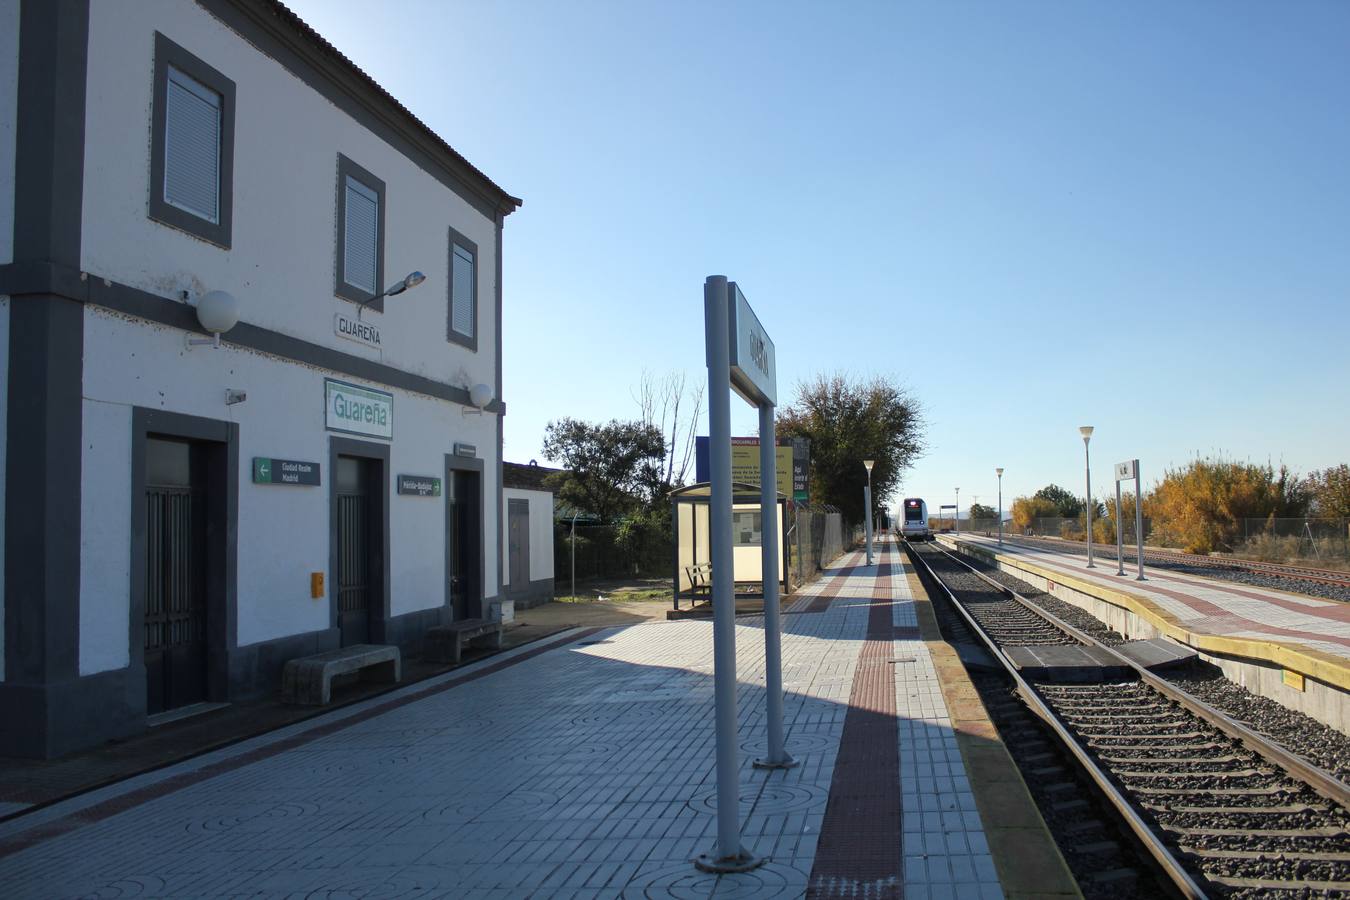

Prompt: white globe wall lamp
xmin=186 ymin=289 xmax=240 ymax=349
xmin=462 ymin=382 xmax=493 ymax=416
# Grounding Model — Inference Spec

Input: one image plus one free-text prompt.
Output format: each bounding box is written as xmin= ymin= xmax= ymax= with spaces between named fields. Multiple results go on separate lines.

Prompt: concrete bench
xmin=281 ymin=643 xmax=401 ymax=706
xmin=424 ymin=618 xmax=503 ymax=664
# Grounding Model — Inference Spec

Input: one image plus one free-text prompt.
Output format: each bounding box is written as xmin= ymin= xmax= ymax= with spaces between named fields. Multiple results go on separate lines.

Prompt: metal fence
xmin=557 ymin=506 xmax=859 ymax=589
xmin=790 ymin=505 xmax=848 ymax=585
xmin=1240 ymin=518 xmax=1350 ymax=564
xmin=554 ymin=522 xmax=668 ymax=584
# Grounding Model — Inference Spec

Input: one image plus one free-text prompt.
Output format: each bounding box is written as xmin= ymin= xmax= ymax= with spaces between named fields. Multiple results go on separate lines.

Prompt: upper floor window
xmin=334 ymin=155 xmax=386 ymax=309
xmin=149 ymin=33 xmax=235 ymax=247
xmin=448 ymin=227 xmax=477 ymax=350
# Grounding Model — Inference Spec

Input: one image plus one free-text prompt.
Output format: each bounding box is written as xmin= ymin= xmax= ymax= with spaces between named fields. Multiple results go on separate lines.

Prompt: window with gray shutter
xmin=451 ymin=242 xmax=474 ymax=338
xmin=333 ymin=156 xmax=385 ymax=307
xmin=447 ymin=226 xmax=477 ymax=350
xmin=163 ymin=67 xmax=222 ymax=223
xmin=343 ymin=177 xmax=379 ymax=295
xmin=149 ymin=33 xmax=235 ymax=247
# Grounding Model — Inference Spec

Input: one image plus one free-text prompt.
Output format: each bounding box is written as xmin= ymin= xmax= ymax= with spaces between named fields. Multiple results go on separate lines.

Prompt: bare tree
xmin=634 ymin=370 xmax=705 ymax=489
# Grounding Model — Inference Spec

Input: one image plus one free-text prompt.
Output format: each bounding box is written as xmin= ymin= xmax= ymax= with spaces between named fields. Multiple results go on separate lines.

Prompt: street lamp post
xmin=955 ymin=487 xmax=960 ymax=535
xmin=1080 ymin=426 xmax=1095 ymax=568
xmin=996 ymin=468 xmax=1004 ymax=546
xmin=863 ymin=460 xmax=875 ymax=566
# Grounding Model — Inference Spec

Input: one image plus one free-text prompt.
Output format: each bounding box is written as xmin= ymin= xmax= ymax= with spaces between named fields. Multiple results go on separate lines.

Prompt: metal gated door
xmin=447 ymin=469 xmax=480 ymax=620
xmin=144 ymin=438 xmax=207 ymax=714
xmin=336 ymin=456 xmax=372 ymax=645
xmin=508 ymin=499 xmax=530 ymax=595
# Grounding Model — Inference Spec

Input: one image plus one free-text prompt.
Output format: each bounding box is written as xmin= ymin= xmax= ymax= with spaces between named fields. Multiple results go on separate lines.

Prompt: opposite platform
xmin=944 ymin=533 xmax=1350 ymax=732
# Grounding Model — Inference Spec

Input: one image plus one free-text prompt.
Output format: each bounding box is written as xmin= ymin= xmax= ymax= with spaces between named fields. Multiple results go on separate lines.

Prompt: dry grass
xmin=1233 ymin=533 xmax=1350 ymax=570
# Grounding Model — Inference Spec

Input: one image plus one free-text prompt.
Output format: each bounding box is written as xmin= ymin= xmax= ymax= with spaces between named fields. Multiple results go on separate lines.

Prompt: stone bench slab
xmin=281 ymin=644 xmax=401 ymax=706
xmin=424 ymin=619 xmax=503 ymax=664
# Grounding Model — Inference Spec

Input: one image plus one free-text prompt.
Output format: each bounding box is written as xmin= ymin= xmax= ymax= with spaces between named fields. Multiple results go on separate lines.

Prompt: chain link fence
xmin=555 ymin=522 xmax=668 ymax=583
xmin=790 ymin=505 xmax=849 ymax=585
xmin=1239 ymin=518 xmax=1350 ymax=564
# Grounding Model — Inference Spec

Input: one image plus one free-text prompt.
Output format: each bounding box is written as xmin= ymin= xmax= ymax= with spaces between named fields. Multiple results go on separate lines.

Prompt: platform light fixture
xmin=954 ymin=487 xmax=959 ymax=536
xmin=863 ymin=459 xmax=875 ymax=565
xmin=357 ymin=270 xmax=426 ymax=318
xmin=996 ymin=468 xmax=1004 ymax=546
xmin=1080 ymin=425 xmax=1095 ymax=568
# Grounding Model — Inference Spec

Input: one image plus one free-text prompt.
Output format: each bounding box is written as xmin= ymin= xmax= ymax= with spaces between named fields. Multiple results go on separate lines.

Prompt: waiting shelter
xmin=671 ymin=482 xmax=790 ymax=608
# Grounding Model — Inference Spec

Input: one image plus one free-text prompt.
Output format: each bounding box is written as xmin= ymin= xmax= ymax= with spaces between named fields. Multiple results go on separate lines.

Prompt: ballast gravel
xmin=956 ymin=547 xmax=1350 ymax=785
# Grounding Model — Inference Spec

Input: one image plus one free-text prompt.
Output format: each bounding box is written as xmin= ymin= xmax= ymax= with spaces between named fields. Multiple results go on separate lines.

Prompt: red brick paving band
xmin=807 ymin=541 xmax=903 ymax=899
xmin=0 ymin=627 xmax=607 ymax=860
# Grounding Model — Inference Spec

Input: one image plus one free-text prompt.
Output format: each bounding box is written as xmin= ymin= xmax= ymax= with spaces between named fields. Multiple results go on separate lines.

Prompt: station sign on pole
xmin=1114 ymin=459 xmax=1146 ymax=581
xmin=697 ymin=276 xmax=791 ymax=875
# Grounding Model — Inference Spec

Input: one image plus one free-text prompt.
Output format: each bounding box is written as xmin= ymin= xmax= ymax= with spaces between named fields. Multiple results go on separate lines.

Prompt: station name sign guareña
xmin=727 ymin=282 xmax=776 ymax=407
xmin=333 ymin=312 xmax=381 ymax=350
xmin=325 ymin=378 xmax=393 ymax=440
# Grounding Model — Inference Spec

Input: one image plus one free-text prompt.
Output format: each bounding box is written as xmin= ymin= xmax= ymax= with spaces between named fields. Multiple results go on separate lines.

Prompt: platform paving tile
xmin=0 ymin=542 xmax=1008 ymax=898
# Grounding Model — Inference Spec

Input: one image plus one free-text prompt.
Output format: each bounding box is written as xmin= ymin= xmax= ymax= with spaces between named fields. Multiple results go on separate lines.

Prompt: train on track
xmin=900 ymin=497 xmax=931 ymax=540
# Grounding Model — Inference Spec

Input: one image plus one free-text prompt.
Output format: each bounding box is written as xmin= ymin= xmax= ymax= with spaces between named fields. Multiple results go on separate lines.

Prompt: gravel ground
xmin=953 ymin=544 xmax=1350 ymax=786
xmin=992 ymin=536 xmax=1350 ymax=603
xmin=960 ymin=553 xmax=1129 ymax=645
xmin=1167 ymin=664 xmax=1350 ymax=783
xmin=913 ymin=542 xmax=1350 ymax=896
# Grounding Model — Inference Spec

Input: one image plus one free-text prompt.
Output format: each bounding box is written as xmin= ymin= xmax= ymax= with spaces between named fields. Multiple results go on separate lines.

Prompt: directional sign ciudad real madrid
xmin=727 ymin=282 xmax=776 ymax=407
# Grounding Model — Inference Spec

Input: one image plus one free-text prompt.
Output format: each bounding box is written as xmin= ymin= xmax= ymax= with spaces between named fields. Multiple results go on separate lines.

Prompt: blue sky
xmin=289 ymin=0 xmax=1349 ymax=517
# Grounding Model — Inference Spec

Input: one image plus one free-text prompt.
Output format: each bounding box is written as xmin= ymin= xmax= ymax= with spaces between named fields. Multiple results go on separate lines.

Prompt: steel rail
xmin=904 ymin=540 xmax=1209 ymax=900
xmin=925 ymin=540 xmax=1350 ymax=809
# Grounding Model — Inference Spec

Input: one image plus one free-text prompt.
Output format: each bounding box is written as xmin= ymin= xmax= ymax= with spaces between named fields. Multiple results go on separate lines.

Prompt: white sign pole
xmin=1115 ymin=459 xmax=1147 ymax=581
xmin=1134 ymin=460 xmax=1146 ymax=581
xmin=755 ymin=403 xmax=794 ymax=771
xmin=697 ymin=276 xmax=771 ymax=874
xmin=1115 ymin=478 xmax=1125 ymax=576
xmin=701 ymin=276 xmax=744 ymax=869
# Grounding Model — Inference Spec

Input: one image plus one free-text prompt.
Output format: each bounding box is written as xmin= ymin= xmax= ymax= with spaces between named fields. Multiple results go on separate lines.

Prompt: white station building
xmin=0 ymin=0 xmax=522 ymax=756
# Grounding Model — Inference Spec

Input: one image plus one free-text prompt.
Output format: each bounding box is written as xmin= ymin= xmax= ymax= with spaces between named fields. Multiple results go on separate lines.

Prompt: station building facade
xmin=0 ymin=0 xmax=521 ymax=757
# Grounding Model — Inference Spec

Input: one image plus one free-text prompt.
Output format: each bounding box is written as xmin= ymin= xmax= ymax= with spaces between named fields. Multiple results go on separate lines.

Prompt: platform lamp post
xmin=955 ymin=487 xmax=960 ymax=535
xmin=863 ymin=459 xmax=875 ymax=565
xmin=1080 ymin=426 xmax=1096 ymax=568
xmin=996 ymin=468 xmax=1004 ymax=546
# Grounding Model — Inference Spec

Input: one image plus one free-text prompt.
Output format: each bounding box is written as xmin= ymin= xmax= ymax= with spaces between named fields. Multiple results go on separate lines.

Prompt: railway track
xmin=905 ymin=538 xmax=1350 ymax=898
xmin=995 ymin=532 xmax=1350 ymax=591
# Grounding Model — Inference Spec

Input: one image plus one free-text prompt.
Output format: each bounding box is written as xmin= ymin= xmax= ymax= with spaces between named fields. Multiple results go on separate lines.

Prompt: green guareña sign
xmin=325 ymin=378 xmax=393 ymax=440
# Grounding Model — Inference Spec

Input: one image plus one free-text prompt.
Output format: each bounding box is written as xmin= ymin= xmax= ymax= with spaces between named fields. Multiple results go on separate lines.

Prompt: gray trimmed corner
xmin=507 ymin=577 xmax=555 ymax=610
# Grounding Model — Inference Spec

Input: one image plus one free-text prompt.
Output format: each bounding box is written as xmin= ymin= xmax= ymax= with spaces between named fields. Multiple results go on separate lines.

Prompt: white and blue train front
xmin=901 ymin=497 xmax=930 ymax=540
